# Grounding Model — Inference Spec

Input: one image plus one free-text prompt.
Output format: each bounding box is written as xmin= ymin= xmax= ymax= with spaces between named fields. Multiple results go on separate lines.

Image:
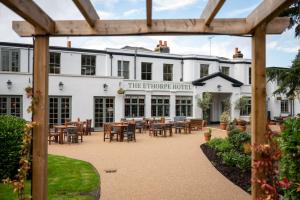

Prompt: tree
xmin=197 ymin=92 xmax=212 ymax=120
xmin=280 ymin=0 xmax=300 ymax=38
xmin=267 ymin=50 xmax=300 ymax=98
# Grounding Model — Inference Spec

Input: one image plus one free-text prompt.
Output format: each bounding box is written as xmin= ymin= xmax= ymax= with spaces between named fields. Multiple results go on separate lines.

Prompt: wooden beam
xmin=12 ymin=17 xmax=289 ymax=37
xmin=72 ymin=0 xmax=99 ymax=27
xmin=32 ymin=35 xmax=49 ymax=200
xmin=0 ymin=0 xmax=54 ymax=33
xmin=200 ymin=0 xmax=226 ymax=26
xmin=251 ymin=24 xmax=268 ymax=200
xmin=247 ymin=0 xmax=293 ymax=33
xmin=146 ymin=0 xmax=152 ymax=27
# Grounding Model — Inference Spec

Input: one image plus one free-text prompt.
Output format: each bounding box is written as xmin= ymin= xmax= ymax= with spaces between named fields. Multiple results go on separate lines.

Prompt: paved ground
xmin=49 ymin=127 xmax=250 ymax=200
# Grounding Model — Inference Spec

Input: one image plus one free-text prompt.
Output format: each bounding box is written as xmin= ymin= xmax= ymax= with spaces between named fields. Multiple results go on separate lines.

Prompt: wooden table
xmin=53 ymin=125 xmax=77 ymax=144
xmin=112 ymin=124 xmax=128 ymax=142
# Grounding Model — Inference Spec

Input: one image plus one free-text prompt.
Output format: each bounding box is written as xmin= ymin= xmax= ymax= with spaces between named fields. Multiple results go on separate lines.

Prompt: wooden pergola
xmin=0 ymin=0 xmax=293 ymax=199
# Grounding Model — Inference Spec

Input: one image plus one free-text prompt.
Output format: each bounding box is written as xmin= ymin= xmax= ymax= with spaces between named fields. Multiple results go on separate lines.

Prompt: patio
xmin=49 ymin=128 xmax=250 ymax=200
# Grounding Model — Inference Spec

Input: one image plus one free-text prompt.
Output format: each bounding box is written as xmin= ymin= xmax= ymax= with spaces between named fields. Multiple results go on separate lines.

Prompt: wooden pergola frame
xmin=0 ymin=0 xmax=294 ymax=199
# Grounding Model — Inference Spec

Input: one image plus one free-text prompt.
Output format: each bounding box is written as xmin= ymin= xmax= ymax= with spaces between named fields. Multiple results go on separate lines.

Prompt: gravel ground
xmin=49 ymin=127 xmax=250 ymax=200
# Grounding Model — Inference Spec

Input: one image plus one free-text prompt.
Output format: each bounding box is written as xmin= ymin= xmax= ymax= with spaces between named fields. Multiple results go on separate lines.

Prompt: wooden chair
xmin=84 ymin=119 xmax=92 ymax=135
xmin=190 ymin=119 xmax=203 ymax=131
xmin=150 ymin=123 xmax=163 ymax=136
xmin=48 ymin=127 xmax=59 ymax=145
xmin=103 ymin=123 xmax=118 ymax=142
xmin=76 ymin=122 xmax=84 ymax=142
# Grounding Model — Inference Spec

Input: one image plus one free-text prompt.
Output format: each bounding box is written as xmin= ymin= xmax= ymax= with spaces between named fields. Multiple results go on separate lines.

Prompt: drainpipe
xmin=181 ymin=59 xmax=184 ymax=81
xmin=134 ymin=48 xmax=137 ymax=80
xmin=27 ymin=46 xmax=30 ymax=73
xmin=110 ymin=54 xmax=113 ymax=76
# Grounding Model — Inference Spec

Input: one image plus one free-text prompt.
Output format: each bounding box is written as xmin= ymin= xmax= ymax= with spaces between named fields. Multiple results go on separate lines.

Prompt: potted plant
xmin=236 ymin=119 xmax=247 ymax=131
xmin=220 ymin=111 xmax=230 ymax=130
xmin=204 ymin=128 xmax=212 ymax=142
xmin=117 ymin=88 xmax=125 ymax=94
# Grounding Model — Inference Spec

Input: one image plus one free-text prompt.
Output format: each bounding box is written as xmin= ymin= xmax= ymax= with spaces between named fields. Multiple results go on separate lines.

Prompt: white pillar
xmin=170 ymin=92 xmax=176 ymax=119
xmin=145 ymin=92 xmax=152 ymax=118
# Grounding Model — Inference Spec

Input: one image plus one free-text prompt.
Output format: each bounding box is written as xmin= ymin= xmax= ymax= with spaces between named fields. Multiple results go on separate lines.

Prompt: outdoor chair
xmin=65 ymin=127 xmax=78 ymax=144
xmin=48 ymin=127 xmax=59 ymax=145
xmin=135 ymin=120 xmax=145 ymax=133
xmin=174 ymin=116 xmax=186 ymax=133
xmin=190 ymin=119 xmax=203 ymax=131
xmin=84 ymin=119 xmax=92 ymax=135
xmin=103 ymin=123 xmax=119 ymax=142
xmin=151 ymin=123 xmax=163 ymax=136
xmin=124 ymin=123 xmax=136 ymax=142
xmin=76 ymin=122 xmax=84 ymax=142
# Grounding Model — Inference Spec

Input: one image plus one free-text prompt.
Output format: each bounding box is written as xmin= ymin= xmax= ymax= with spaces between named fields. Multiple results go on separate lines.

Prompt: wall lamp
xmin=217 ymin=85 xmax=222 ymax=91
xmin=103 ymin=83 xmax=108 ymax=91
xmin=59 ymin=81 xmax=64 ymax=91
xmin=7 ymin=80 xmax=12 ymax=89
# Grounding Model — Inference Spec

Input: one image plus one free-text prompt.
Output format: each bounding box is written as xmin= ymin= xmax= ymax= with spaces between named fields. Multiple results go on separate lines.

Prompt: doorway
xmin=94 ymin=97 xmax=115 ymax=128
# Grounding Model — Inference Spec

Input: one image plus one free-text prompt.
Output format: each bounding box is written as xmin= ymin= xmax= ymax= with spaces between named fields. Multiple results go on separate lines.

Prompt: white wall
xmin=2 ymin=43 xmax=298 ymax=126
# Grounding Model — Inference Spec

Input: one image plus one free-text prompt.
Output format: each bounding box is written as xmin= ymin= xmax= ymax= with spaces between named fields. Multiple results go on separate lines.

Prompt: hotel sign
xmin=125 ymin=81 xmax=193 ymax=91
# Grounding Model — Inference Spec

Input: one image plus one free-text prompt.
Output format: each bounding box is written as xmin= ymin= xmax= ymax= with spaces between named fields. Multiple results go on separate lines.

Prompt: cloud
xmin=153 ymin=0 xmax=198 ymax=11
xmin=267 ymin=40 xmax=299 ymax=53
xmin=123 ymin=8 xmax=143 ymax=17
xmin=223 ymin=3 xmax=258 ymax=18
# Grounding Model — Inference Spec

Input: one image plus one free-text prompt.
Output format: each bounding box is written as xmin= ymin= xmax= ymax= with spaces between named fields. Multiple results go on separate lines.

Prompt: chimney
xmin=154 ymin=40 xmax=170 ymax=53
xmin=233 ymin=47 xmax=243 ymax=59
xmin=67 ymin=40 xmax=72 ymax=48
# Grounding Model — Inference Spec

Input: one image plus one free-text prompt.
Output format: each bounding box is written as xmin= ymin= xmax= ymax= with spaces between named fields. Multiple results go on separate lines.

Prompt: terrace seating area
xmin=48 ymin=119 xmax=92 ymax=145
xmin=102 ymin=117 xmax=205 ymax=142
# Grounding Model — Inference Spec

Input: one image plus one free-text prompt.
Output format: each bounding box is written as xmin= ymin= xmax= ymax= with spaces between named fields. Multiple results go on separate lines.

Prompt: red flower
xmin=278 ymin=178 xmax=291 ymax=189
xmin=296 ymin=183 xmax=300 ymax=192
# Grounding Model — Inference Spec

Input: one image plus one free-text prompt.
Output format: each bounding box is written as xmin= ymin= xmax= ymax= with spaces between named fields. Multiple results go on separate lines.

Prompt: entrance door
xmin=94 ymin=97 xmax=114 ymax=128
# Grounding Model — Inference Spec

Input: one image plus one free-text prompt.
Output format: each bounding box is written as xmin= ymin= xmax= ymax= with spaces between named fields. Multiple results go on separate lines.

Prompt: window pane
xmin=175 ymin=96 xmax=192 ymax=117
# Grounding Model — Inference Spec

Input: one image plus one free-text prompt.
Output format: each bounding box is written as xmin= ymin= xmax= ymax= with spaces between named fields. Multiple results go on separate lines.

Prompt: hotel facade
xmin=0 ymin=41 xmax=298 ymax=128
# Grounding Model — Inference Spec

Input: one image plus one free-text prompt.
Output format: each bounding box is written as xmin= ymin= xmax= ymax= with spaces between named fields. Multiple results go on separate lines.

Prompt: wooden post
xmin=32 ymin=36 xmax=49 ymax=200
xmin=251 ymin=24 xmax=267 ymax=199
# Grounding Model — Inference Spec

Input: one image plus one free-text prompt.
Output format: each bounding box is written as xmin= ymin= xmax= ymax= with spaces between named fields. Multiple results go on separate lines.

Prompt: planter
xmin=204 ymin=135 xmax=211 ymax=142
xmin=237 ymin=125 xmax=246 ymax=132
xmin=220 ymin=122 xmax=227 ymax=130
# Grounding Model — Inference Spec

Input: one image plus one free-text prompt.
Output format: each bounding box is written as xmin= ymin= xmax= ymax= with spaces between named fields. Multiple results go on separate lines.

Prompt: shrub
xmin=0 ymin=115 xmax=26 ymax=179
xmin=227 ymin=128 xmax=241 ymax=138
xmin=208 ymin=138 xmax=234 ymax=153
xmin=277 ymin=118 xmax=300 ymax=199
xmin=228 ymin=132 xmax=251 ymax=152
xmin=221 ymin=150 xmax=251 ymax=170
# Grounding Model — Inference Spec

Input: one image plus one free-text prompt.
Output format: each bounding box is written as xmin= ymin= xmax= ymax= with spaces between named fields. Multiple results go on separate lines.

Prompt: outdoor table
xmin=111 ymin=123 xmax=128 ymax=142
xmin=53 ymin=125 xmax=77 ymax=144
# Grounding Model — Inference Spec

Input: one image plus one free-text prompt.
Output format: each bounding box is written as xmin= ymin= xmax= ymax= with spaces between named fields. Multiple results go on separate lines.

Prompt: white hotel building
xmin=0 ymin=41 xmax=298 ymax=128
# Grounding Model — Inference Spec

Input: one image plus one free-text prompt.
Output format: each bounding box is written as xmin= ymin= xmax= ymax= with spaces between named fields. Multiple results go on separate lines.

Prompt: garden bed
xmin=200 ymin=143 xmax=251 ymax=193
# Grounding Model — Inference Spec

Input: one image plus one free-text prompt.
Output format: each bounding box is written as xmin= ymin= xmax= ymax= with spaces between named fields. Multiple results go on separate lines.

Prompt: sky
xmin=0 ymin=0 xmax=299 ymax=67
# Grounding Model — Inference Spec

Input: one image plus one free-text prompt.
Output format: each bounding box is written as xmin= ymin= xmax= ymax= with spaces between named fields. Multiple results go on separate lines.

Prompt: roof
xmin=192 ymin=72 xmax=244 ymax=87
xmin=0 ymin=41 xmax=252 ymax=64
xmin=121 ymin=46 xmax=152 ymax=52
